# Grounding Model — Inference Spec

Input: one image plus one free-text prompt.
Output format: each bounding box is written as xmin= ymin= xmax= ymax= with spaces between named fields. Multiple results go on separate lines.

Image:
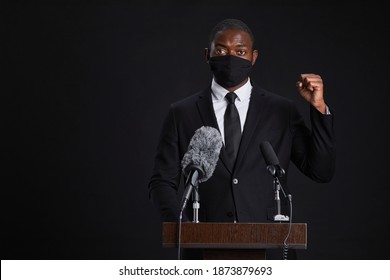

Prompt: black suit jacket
xmin=149 ymin=82 xmax=335 ymax=222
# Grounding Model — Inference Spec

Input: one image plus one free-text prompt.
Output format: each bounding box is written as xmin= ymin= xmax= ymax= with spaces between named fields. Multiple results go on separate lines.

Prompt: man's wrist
xmin=314 ymin=103 xmax=327 ymax=114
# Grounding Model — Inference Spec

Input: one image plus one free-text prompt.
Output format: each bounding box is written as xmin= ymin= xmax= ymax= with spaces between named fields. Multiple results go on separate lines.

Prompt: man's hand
xmin=296 ymin=73 xmax=326 ymax=114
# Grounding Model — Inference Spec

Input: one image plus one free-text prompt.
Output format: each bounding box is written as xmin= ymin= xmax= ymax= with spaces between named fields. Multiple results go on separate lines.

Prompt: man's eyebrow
xmin=214 ymin=43 xmax=228 ymax=48
xmin=234 ymin=40 xmax=248 ymax=47
xmin=214 ymin=42 xmax=248 ymax=48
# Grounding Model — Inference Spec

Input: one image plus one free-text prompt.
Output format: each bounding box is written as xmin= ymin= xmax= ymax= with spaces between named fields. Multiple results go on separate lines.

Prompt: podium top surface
xmin=162 ymin=222 xmax=307 ymax=249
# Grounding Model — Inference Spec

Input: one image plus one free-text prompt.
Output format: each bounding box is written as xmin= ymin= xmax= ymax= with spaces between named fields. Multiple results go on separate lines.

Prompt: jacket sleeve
xmin=148 ymin=105 xmax=183 ymax=221
xmin=290 ymin=104 xmax=336 ymax=183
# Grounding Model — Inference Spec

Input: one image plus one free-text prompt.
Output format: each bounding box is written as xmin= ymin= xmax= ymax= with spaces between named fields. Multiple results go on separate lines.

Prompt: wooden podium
xmin=162 ymin=222 xmax=307 ymax=259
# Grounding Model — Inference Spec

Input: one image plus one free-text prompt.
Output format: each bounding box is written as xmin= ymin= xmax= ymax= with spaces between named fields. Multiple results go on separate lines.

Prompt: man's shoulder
xmin=251 ymin=82 xmax=293 ymax=105
xmin=171 ymin=87 xmax=210 ymax=108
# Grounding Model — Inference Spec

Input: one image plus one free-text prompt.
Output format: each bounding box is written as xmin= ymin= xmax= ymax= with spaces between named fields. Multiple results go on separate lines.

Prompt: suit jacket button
xmin=233 ymin=178 xmax=239 ymax=185
xmin=227 ymin=211 xmax=234 ymax=217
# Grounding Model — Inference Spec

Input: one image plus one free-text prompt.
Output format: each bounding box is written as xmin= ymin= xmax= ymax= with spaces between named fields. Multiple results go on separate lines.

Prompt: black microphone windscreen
xmin=260 ymin=141 xmax=280 ymax=166
xmin=181 ymin=126 xmax=223 ymax=183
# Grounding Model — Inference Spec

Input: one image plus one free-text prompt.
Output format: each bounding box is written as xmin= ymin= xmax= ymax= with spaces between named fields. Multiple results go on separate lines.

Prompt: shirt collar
xmin=211 ymin=78 xmax=252 ymax=102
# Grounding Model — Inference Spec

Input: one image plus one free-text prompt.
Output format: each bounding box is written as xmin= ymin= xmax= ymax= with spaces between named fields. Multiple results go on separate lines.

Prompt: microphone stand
xmin=178 ymin=169 xmax=200 ymax=260
xmin=266 ymin=165 xmax=289 ymax=222
xmin=267 ymin=164 xmax=293 ymax=260
xmin=273 ymin=176 xmax=289 ymax=222
xmin=179 ymin=168 xmax=201 ymax=223
xmin=192 ymin=185 xmax=200 ymax=223
xmin=177 ymin=170 xmax=200 ymax=260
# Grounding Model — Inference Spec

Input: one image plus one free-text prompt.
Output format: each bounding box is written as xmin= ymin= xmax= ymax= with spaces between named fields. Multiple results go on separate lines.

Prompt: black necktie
xmin=224 ymin=92 xmax=241 ymax=162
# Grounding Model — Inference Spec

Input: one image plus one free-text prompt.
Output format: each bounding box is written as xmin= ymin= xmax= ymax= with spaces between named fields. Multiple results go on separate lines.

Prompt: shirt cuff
xmin=325 ymin=105 xmax=331 ymax=115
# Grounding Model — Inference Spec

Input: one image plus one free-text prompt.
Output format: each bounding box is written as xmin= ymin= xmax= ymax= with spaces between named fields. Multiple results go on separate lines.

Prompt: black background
xmin=2 ymin=1 xmax=390 ymax=260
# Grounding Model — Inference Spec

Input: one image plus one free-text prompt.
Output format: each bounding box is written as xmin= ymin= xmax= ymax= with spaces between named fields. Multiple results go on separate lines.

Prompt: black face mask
xmin=209 ymin=55 xmax=253 ymax=88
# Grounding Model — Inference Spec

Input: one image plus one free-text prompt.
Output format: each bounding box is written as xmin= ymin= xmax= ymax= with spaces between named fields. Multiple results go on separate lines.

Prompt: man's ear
xmin=204 ymin=48 xmax=210 ymax=62
xmin=252 ymin=50 xmax=259 ymax=65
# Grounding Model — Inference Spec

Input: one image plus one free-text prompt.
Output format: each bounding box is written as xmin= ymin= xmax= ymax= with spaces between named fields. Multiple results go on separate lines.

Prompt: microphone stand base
xmin=274 ymin=214 xmax=289 ymax=222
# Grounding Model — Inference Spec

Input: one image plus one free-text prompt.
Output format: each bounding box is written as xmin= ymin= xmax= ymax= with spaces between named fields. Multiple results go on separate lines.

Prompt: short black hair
xmin=208 ymin=18 xmax=255 ymax=48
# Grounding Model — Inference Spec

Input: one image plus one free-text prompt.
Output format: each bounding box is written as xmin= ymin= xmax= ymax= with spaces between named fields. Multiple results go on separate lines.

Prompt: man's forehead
xmin=213 ymin=29 xmax=252 ymax=45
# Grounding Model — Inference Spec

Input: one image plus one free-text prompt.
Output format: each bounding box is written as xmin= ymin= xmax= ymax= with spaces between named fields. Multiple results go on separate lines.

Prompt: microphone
xmin=260 ymin=141 xmax=285 ymax=178
xmin=260 ymin=141 xmax=290 ymax=222
xmin=180 ymin=126 xmax=223 ymax=215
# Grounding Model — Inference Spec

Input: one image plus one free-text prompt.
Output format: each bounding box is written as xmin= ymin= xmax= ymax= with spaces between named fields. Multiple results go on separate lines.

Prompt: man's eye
xmin=237 ymin=50 xmax=246 ymax=55
xmin=215 ymin=49 xmax=227 ymax=55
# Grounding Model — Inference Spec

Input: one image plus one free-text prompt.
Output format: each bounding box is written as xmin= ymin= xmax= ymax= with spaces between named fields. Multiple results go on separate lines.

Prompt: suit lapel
xmin=234 ymin=85 xmax=267 ymax=170
xmin=196 ymin=88 xmax=218 ymax=128
xmin=196 ymin=87 xmax=234 ymax=173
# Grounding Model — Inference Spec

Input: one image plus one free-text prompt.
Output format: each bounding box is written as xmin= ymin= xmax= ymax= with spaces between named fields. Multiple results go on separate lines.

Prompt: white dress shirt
xmin=211 ymin=78 xmax=252 ymax=144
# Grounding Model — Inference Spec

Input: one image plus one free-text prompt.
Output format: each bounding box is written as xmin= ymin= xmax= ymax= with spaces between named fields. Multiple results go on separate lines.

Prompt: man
xmin=148 ymin=19 xmax=335 ymax=258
